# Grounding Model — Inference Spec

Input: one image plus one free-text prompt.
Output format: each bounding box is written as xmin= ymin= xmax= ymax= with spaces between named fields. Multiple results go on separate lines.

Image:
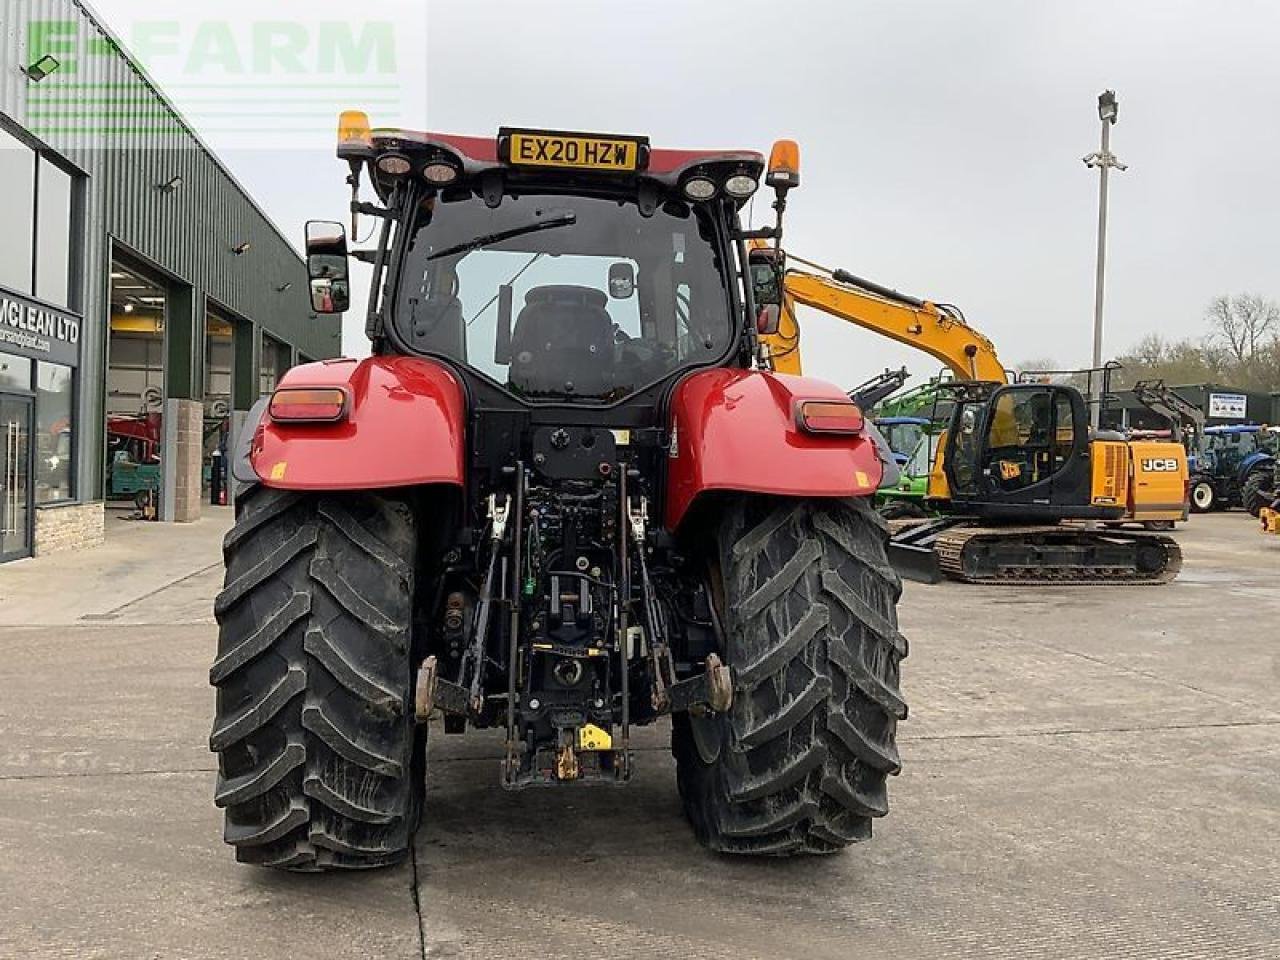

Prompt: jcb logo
xmin=1141 ymin=458 xmax=1180 ymax=472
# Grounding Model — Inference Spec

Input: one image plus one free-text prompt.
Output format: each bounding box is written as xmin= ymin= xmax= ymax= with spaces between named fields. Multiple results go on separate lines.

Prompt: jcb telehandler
xmin=210 ymin=119 xmax=906 ymax=870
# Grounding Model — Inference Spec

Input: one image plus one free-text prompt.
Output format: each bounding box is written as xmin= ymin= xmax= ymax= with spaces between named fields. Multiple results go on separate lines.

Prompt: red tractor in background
xmin=210 ymin=116 xmax=906 ymax=871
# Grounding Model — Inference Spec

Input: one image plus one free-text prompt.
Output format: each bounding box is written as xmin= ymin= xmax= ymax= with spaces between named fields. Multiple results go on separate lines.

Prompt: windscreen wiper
xmin=426 ymin=212 xmax=577 ymax=262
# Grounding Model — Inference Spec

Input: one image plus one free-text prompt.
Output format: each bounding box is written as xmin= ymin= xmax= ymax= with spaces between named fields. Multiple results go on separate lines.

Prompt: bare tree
xmin=1128 ymin=333 xmax=1167 ymax=368
xmin=1115 ymin=294 xmax=1280 ymax=392
xmin=1016 ymin=356 xmax=1062 ymax=375
xmin=1206 ymin=294 xmax=1280 ymax=367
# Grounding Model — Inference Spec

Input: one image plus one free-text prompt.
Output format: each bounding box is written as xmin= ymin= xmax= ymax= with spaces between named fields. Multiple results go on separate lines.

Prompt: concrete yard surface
xmin=1 ymin=511 xmax=1278 ymax=959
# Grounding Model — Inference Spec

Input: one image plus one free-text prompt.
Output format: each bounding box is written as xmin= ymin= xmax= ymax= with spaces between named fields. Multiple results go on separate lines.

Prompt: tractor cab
xmin=324 ymin=120 xmax=768 ymax=403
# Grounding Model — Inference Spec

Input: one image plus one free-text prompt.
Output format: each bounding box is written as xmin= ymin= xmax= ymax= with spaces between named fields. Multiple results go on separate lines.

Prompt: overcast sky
xmin=90 ymin=0 xmax=1280 ymax=389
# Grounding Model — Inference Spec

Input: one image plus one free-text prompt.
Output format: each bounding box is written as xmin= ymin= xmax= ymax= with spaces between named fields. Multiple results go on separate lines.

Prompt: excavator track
xmin=934 ymin=523 xmax=1182 ymax=585
xmin=888 ymin=519 xmax=1182 ymax=585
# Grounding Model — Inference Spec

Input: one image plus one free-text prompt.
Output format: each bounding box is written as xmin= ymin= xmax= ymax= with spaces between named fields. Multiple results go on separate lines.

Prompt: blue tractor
xmin=1188 ymin=424 xmax=1280 ymax=513
xmin=875 ymin=415 xmax=931 ymax=467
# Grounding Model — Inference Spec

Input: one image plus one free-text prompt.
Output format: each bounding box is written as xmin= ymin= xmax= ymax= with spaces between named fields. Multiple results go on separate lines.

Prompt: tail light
xmin=269 ymin=387 xmax=348 ymax=423
xmin=797 ymin=400 xmax=864 ymax=435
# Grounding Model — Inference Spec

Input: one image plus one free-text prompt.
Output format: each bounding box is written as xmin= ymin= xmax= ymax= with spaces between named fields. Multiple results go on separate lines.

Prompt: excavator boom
xmin=768 ymin=263 xmax=1007 ymax=383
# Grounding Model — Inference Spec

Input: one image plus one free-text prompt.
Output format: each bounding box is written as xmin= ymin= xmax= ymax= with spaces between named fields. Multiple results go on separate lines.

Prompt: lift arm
xmin=764 ymin=262 xmax=1008 ymax=385
xmin=848 ymin=366 xmax=910 ymax=410
xmin=1131 ymin=379 xmax=1205 ymax=444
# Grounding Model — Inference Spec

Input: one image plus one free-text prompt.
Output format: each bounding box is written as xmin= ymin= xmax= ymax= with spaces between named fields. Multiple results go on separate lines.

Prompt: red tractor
xmin=210 ymin=116 xmax=906 ymax=871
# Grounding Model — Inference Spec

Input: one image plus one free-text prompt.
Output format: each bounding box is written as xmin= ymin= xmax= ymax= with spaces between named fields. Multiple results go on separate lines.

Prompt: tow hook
xmin=414 ymin=656 xmax=438 ymax=720
xmin=414 ymin=656 xmax=476 ymax=722
xmin=664 ymin=653 xmax=734 ymax=715
xmin=705 ymin=654 xmax=733 ymax=713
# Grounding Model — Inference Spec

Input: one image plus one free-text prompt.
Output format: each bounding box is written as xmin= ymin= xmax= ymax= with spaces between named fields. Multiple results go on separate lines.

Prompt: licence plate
xmin=503 ymin=129 xmax=645 ymax=172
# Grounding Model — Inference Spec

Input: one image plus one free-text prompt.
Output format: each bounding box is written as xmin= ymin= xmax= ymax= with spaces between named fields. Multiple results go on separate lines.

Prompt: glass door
xmin=1 ymin=395 xmax=34 ymax=561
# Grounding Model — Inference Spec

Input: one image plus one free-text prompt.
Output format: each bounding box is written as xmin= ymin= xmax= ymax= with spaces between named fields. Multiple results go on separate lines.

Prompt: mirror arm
xmin=351 ymin=200 xmax=392 ymax=219
xmin=731 ymin=226 xmax=777 ymax=241
xmin=347 ymin=160 xmax=364 ymax=237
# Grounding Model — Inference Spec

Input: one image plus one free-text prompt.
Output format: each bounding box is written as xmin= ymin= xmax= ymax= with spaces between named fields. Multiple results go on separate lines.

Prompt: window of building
xmin=35 ymin=362 xmax=74 ymax=503
xmin=35 ymin=162 xmax=73 ymax=307
xmin=0 ymin=355 xmax=32 ymax=391
xmin=0 ymin=127 xmax=35 ymax=295
xmin=0 ymin=126 xmax=76 ymax=308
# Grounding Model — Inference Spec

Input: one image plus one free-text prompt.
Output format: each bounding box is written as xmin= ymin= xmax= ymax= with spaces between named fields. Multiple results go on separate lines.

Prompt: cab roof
xmin=353 ymin=126 xmax=766 ymax=208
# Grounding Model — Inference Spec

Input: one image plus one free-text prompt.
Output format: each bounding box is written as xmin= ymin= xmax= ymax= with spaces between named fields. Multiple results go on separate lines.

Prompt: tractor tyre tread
xmin=1242 ymin=471 xmax=1272 ymax=518
xmin=674 ymin=496 xmax=906 ymax=856
xmin=210 ymin=485 xmax=420 ymax=872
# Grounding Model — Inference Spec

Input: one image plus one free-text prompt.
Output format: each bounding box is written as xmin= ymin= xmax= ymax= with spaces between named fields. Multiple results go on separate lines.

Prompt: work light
xmin=723 ymin=174 xmax=758 ymax=199
xmin=423 ymin=162 xmax=460 ymax=185
xmin=682 ymin=177 xmax=717 ymax=201
xmin=377 ymin=153 xmax=412 ymax=176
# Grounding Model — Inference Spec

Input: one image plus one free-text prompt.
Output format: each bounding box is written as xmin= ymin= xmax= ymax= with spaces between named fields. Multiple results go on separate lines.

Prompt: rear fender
xmin=665 ymin=369 xmax=884 ymax=530
xmin=1239 ymin=451 xmax=1275 ymax=485
xmin=247 ymin=356 xmax=466 ymax=490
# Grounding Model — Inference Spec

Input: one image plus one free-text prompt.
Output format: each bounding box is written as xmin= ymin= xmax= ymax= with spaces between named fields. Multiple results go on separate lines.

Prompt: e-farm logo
xmin=25 ymin=10 xmax=424 ymax=148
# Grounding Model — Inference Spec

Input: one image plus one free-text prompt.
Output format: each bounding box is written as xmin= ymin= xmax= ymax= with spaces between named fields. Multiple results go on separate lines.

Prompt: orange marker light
xmin=337 ymin=110 xmax=373 ymax=158
xmin=269 ymin=388 xmax=348 ymax=423
xmin=797 ymin=400 xmax=864 ymax=435
xmin=766 ymin=139 xmax=801 ymax=190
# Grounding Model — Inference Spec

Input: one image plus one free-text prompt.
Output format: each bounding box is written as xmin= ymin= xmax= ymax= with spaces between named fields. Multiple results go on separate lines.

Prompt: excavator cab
xmin=942 ymin=383 xmax=1114 ymax=521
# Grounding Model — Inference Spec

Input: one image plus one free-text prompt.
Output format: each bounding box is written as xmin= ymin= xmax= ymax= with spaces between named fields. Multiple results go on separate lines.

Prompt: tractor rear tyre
xmin=1242 ymin=472 xmax=1271 ymax=518
xmin=673 ymin=496 xmax=907 ymax=855
xmin=1190 ymin=478 xmax=1216 ymax=514
xmin=210 ymin=486 xmax=422 ymax=871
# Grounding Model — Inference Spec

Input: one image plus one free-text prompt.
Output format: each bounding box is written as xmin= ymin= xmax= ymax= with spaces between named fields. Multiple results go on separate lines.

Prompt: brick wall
xmin=34 ymin=501 xmax=106 ymax=557
xmin=170 ymin=399 xmax=203 ymax=523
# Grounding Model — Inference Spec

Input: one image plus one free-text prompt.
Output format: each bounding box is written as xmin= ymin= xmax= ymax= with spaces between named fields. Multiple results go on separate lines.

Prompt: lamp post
xmin=1082 ymin=89 xmax=1127 ymax=430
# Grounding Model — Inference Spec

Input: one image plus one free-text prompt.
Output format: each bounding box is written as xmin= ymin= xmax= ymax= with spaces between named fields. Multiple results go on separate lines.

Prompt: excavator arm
xmin=764 ymin=262 xmax=1007 ymax=384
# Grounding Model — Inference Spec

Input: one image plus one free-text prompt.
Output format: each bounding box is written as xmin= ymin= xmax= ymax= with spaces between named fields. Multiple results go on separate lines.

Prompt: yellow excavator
xmin=751 ymin=250 xmax=1185 ymax=584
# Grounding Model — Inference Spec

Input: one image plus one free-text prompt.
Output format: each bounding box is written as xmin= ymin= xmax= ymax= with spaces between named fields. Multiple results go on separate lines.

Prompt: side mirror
xmin=748 ymin=246 xmax=784 ymax=308
xmin=756 ymin=304 xmax=781 ymax=336
xmin=305 ymin=220 xmax=350 ymax=314
xmin=608 ymin=262 xmax=635 ymax=299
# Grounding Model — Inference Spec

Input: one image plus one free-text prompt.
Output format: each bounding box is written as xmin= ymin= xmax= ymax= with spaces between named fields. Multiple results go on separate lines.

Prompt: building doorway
xmin=0 ymin=394 xmax=34 ymax=561
xmin=106 ymin=259 xmax=167 ymax=514
xmin=204 ymin=306 xmax=235 ymax=502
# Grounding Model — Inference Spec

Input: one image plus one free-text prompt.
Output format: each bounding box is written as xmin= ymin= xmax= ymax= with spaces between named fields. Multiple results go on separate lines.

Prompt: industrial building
xmin=0 ymin=0 xmax=340 ymax=562
xmin=1108 ymin=383 xmax=1280 ymax=432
